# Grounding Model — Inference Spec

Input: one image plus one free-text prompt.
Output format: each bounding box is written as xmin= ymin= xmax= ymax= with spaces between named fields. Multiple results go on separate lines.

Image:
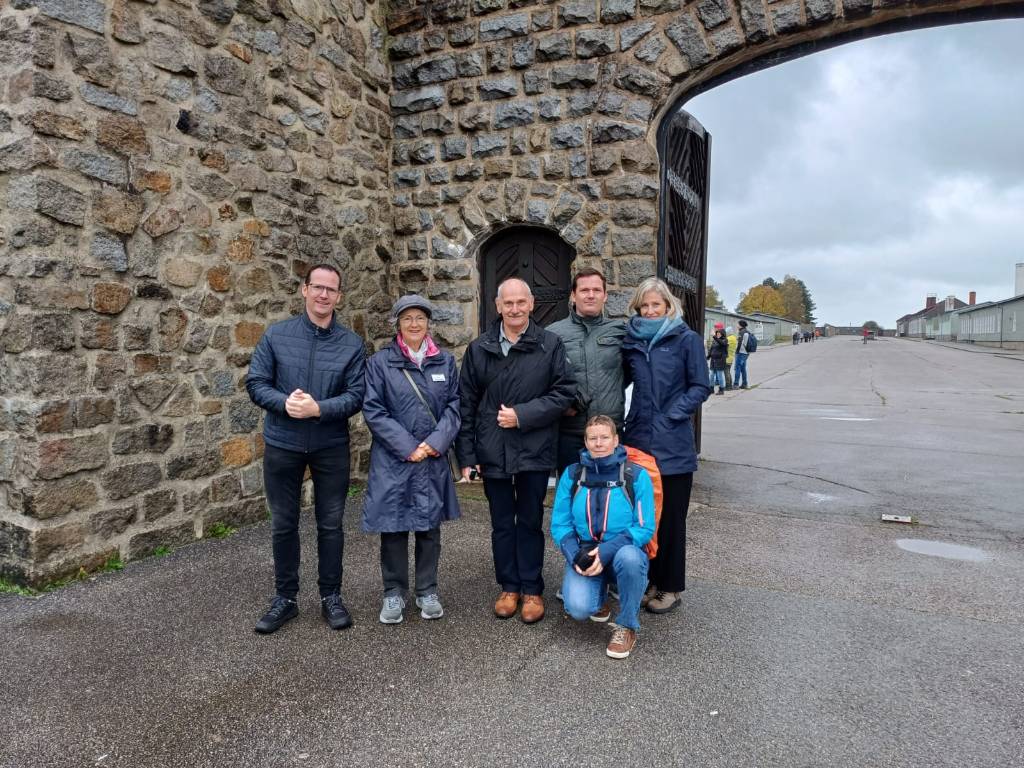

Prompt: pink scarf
xmin=396 ymin=333 xmax=440 ymax=365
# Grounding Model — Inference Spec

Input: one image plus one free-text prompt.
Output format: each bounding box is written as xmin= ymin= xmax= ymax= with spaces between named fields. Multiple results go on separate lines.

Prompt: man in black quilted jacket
xmin=246 ymin=264 xmax=366 ymax=634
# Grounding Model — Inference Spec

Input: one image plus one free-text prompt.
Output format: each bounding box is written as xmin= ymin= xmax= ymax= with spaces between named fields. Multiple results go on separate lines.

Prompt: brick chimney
xmin=926 ymin=293 xmax=937 ymax=309
xmin=969 ymin=291 xmax=976 ymax=306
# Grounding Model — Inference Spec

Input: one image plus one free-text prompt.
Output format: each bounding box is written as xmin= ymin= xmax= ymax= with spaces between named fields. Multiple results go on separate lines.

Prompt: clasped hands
xmin=497 ymin=403 xmax=518 ymax=429
xmin=285 ymin=389 xmax=320 ymax=419
xmin=574 ymin=546 xmax=603 ymax=577
xmin=408 ymin=442 xmax=440 ymax=463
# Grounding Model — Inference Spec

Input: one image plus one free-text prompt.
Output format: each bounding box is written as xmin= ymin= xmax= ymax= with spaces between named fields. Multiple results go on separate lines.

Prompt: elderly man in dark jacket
xmin=246 ymin=264 xmax=366 ymax=635
xmin=457 ymin=277 xmax=575 ymax=624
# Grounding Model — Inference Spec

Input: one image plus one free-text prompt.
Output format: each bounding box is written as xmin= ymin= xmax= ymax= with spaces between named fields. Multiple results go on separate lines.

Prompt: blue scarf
xmin=578 ymin=446 xmax=628 ymax=541
xmin=627 ymin=315 xmax=684 ymax=359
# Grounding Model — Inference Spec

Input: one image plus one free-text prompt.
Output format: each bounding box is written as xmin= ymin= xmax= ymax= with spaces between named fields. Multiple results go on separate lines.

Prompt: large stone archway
xmin=385 ymin=0 xmax=1024 ymax=345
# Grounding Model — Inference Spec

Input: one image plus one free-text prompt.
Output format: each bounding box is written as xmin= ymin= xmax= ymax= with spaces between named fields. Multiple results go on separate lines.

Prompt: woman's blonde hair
xmin=627 ymin=277 xmax=683 ymax=318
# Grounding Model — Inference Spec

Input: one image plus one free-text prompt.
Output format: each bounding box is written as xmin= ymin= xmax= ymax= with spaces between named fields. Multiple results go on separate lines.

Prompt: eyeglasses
xmin=307 ymin=284 xmax=340 ymax=296
xmin=399 ymin=314 xmax=428 ymax=325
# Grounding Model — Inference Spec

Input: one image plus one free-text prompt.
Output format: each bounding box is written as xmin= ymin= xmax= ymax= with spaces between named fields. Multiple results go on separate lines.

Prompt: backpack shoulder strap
xmin=621 ymin=462 xmax=636 ymax=508
xmin=569 ymin=463 xmax=584 ymax=502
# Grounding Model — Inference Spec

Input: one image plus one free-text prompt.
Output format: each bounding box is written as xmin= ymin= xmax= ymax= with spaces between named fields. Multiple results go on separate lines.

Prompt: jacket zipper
xmin=305 ymin=332 xmax=317 ymax=454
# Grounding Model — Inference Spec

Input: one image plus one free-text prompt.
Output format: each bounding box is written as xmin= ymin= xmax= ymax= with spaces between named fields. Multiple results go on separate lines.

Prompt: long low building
xmin=955 ymin=295 xmax=1024 ymax=350
xmin=703 ymin=308 xmax=804 ymax=345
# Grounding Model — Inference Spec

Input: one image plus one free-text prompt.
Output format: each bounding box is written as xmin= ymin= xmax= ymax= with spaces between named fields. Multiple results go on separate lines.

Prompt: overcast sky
xmin=686 ymin=19 xmax=1024 ymax=328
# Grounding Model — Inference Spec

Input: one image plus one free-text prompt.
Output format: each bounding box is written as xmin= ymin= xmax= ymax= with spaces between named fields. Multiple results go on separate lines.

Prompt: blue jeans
xmin=734 ymin=353 xmax=749 ymax=388
xmin=561 ymin=545 xmax=649 ymax=631
xmin=709 ymin=368 xmax=726 ymax=390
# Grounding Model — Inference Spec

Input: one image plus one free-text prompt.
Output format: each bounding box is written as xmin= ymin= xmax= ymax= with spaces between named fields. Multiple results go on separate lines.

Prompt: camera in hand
xmin=468 ymin=468 xmax=481 ymax=481
xmin=573 ymin=541 xmax=598 ymax=571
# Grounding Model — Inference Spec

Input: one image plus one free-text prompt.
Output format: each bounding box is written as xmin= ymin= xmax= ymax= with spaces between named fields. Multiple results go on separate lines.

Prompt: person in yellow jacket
xmin=725 ymin=326 xmax=738 ymax=390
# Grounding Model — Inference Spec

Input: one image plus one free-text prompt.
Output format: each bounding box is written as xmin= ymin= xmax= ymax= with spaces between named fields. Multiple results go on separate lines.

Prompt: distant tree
xmin=779 ymin=275 xmax=807 ymax=323
xmin=761 ymin=277 xmax=780 ymax=290
xmin=705 ymin=284 xmax=722 ymax=308
xmin=796 ymin=278 xmax=817 ymax=323
xmin=863 ymin=320 xmax=882 ymax=331
xmin=737 ymin=285 xmax=787 ymax=316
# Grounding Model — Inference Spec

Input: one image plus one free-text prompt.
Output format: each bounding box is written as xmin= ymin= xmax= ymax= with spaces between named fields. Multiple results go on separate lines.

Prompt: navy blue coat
xmin=622 ymin=321 xmax=712 ymax=475
xmin=245 ymin=312 xmax=366 ymax=453
xmin=362 ymin=341 xmax=461 ymax=533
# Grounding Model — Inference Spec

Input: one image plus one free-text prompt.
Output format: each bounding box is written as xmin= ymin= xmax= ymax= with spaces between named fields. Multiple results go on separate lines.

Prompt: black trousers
xmin=263 ymin=443 xmax=350 ymax=600
xmin=482 ymin=471 xmax=550 ymax=596
xmin=650 ymin=472 xmax=694 ymax=593
xmin=380 ymin=528 xmax=441 ymax=599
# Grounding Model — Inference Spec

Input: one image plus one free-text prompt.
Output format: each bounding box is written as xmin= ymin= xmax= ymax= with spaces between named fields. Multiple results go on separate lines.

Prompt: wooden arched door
xmin=479 ymin=227 xmax=575 ymax=330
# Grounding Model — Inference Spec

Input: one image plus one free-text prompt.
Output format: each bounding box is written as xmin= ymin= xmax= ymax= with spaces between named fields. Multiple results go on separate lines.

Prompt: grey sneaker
xmin=379 ymin=595 xmax=405 ymax=624
xmin=415 ymin=593 xmax=444 ymax=620
xmin=645 ymin=591 xmax=682 ymax=614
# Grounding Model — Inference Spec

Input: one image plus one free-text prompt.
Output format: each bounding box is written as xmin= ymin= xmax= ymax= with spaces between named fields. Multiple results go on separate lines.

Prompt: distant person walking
xmin=792 ymin=330 xmax=800 ymax=345
xmin=361 ymin=295 xmax=461 ymax=625
xmin=622 ymin=277 xmax=711 ymax=615
xmin=734 ymin=320 xmax=753 ymax=389
xmin=707 ymin=323 xmax=728 ymax=395
xmin=246 ymin=264 xmax=366 ymax=635
xmin=725 ymin=325 xmax=737 ymax=390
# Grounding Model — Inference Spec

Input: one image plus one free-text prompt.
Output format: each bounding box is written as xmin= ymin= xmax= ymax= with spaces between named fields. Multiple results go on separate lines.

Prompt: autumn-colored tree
xmin=705 ymin=284 xmax=723 ymax=308
xmin=737 ymin=285 xmax=787 ymax=316
xmin=779 ymin=275 xmax=807 ymax=323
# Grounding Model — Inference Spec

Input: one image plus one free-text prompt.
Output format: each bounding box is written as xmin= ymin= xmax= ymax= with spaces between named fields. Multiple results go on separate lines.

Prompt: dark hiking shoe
xmin=255 ymin=596 xmax=298 ymax=634
xmin=321 ymin=593 xmax=353 ymax=630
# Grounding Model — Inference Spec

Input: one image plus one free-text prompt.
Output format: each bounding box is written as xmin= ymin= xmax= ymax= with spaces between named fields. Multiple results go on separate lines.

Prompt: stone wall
xmin=2 ymin=0 xmax=1016 ymax=584
xmin=0 ymin=0 xmax=391 ymax=585
xmin=381 ymin=0 xmax=1022 ymax=346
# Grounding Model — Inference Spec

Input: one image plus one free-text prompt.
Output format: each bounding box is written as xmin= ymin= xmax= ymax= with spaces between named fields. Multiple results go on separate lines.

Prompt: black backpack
xmin=744 ymin=331 xmax=758 ymax=353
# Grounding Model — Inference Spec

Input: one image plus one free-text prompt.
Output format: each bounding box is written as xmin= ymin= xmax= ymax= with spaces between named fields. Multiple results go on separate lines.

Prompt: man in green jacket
xmin=546 ymin=267 xmax=627 ymax=473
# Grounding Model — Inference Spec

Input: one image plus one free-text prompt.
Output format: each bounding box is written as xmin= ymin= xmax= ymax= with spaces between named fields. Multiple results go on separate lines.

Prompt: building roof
xmin=956 ymin=293 xmax=1024 ymax=313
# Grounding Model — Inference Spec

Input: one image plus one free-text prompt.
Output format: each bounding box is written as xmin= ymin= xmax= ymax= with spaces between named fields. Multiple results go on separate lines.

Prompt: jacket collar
xmin=385 ymin=338 xmax=443 ymax=368
xmin=479 ymin=316 xmax=540 ymax=355
xmin=300 ymin=310 xmax=337 ymax=337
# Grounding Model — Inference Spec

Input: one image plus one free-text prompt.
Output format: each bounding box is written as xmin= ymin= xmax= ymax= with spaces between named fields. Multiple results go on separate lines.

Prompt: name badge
xmin=431 ymin=373 xmax=446 ymax=382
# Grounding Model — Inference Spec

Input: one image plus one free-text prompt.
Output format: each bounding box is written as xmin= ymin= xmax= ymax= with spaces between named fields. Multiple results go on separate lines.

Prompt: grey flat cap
xmin=391 ymin=294 xmax=433 ymax=321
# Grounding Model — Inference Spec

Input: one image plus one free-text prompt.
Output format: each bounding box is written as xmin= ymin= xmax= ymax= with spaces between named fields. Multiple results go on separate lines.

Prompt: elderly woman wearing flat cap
xmin=361 ymin=294 xmax=462 ymax=624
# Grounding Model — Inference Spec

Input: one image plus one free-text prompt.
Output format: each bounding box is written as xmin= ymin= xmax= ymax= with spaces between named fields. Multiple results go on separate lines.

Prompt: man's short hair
xmin=738 ymin=319 xmax=748 ymax=328
xmin=584 ymin=415 xmax=617 ymax=435
xmin=304 ymin=263 xmax=342 ymax=285
xmin=496 ymin=277 xmax=532 ymax=301
xmin=571 ymin=267 xmax=606 ymax=293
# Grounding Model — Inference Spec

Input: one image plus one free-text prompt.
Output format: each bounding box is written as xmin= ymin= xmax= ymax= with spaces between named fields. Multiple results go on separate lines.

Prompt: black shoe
xmin=321 ymin=593 xmax=353 ymax=630
xmin=255 ymin=596 xmax=298 ymax=634
xmin=740 ymin=384 xmax=748 ymax=389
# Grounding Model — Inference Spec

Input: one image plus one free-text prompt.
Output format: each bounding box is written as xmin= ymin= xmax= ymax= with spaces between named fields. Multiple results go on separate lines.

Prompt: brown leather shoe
xmin=606 ymin=627 xmax=637 ymax=659
xmin=520 ymin=594 xmax=545 ymax=624
xmin=494 ymin=591 xmax=520 ymax=618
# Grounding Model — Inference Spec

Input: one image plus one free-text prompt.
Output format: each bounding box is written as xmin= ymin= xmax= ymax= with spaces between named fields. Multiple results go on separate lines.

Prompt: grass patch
xmin=152 ymin=545 xmax=172 ymax=557
xmin=205 ymin=522 xmax=237 ymax=539
xmin=347 ymin=482 xmax=363 ymax=498
xmin=0 ymin=578 xmax=38 ymax=597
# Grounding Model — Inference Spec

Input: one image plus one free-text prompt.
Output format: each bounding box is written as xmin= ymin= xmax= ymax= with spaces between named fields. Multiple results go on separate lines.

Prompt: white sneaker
xmin=379 ymin=595 xmax=405 ymax=624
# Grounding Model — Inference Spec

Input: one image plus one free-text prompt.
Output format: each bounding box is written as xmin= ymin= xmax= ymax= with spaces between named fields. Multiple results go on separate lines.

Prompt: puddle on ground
xmin=896 ymin=539 xmax=991 ymax=562
xmin=806 ymin=492 xmax=836 ymax=504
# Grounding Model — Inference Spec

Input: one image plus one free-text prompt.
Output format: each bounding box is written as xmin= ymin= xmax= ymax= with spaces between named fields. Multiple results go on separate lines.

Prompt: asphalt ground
xmin=2 ymin=336 xmax=1022 ymax=768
